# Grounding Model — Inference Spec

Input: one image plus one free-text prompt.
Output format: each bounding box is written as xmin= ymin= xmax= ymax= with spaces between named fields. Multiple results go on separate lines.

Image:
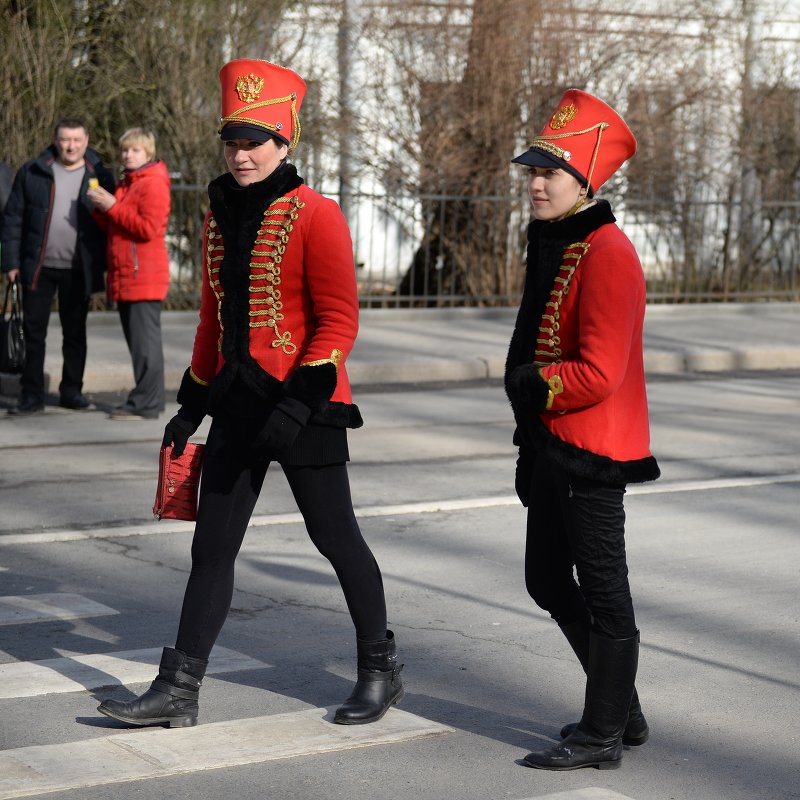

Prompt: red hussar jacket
xmin=189 ymin=176 xmax=358 ymax=412
xmin=505 ymin=201 xmax=659 ymax=485
xmin=96 ymin=160 xmax=171 ymax=302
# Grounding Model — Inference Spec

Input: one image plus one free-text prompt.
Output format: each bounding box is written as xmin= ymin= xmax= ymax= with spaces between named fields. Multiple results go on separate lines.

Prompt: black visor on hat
xmin=511 ymin=147 xmax=589 ymax=188
xmin=220 ymin=123 xmax=290 ymax=146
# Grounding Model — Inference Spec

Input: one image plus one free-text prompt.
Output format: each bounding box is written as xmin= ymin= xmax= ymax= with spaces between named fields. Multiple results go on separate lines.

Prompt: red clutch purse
xmin=153 ymin=442 xmax=205 ymax=521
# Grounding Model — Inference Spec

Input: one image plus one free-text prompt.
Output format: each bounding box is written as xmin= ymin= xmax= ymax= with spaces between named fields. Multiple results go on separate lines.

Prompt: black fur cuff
xmin=283 ymin=362 xmax=338 ymax=407
xmin=507 ymin=364 xmax=550 ymax=414
xmin=176 ymin=367 xmax=210 ymax=421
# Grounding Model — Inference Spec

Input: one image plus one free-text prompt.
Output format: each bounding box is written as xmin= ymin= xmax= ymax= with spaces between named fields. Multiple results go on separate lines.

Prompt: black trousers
xmin=524 ymin=452 xmax=637 ymax=640
xmin=175 ymin=418 xmax=387 ymax=660
xmin=21 ymin=266 xmax=88 ymax=403
xmin=117 ymin=300 xmax=165 ymax=415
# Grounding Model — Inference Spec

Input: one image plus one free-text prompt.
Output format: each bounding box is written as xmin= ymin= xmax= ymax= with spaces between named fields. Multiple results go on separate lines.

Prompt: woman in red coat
xmin=96 ymin=60 xmax=403 ymax=729
xmin=89 ymin=128 xmax=171 ymax=419
xmin=505 ymin=90 xmax=660 ymax=771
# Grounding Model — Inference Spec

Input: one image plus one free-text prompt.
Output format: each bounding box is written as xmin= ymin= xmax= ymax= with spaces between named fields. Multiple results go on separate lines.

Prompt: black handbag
xmin=0 ymin=280 xmax=26 ymax=374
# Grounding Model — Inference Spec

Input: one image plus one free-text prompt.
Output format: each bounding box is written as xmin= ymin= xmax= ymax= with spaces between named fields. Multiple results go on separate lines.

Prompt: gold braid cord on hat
xmin=530 ymin=121 xmax=609 ymax=188
xmin=219 ymin=94 xmax=302 ymax=151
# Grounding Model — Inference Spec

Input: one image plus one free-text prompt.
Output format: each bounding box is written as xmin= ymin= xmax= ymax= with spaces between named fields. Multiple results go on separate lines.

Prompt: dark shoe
xmin=109 ymin=405 xmax=157 ymax=421
xmin=97 ymin=647 xmax=208 ymax=728
xmin=60 ymin=393 xmax=91 ymax=410
xmin=557 ymin=619 xmax=649 ymax=746
xmin=334 ymin=630 xmax=404 ymax=724
xmin=522 ymin=631 xmax=639 ymax=771
xmin=522 ymin=731 xmax=623 ymax=771
xmin=8 ymin=399 xmax=45 ymax=416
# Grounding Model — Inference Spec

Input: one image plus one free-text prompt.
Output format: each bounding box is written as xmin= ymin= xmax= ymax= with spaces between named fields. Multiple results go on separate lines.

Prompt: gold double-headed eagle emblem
xmin=235 ymin=73 xmax=264 ymax=103
xmin=550 ymin=103 xmax=577 ymax=130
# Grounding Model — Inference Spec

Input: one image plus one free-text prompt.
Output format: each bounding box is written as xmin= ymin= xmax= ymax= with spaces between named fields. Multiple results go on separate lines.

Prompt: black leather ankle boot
xmin=97 ymin=647 xmax=209 ymax=728
xmin=334 ymin=630 xmax=404 ymax=725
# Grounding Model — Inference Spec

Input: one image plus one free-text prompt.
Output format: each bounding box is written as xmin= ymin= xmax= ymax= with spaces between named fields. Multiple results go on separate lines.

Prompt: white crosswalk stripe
xmin=520 ymin=791 xmax=637 ymax=800
xmin=0 ymin=646 xmax=269 ymax=699
xmin=0 ymin=707 xmax=452 ymax=799
xmin=0 ymin=593 xmax=117 ymax=626
xmin=0 ymin=593 xmax=453 ymax=798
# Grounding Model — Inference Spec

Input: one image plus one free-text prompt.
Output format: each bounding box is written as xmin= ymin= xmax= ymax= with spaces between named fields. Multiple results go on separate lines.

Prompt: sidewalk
xmin=3 ymin=302 xmax=800 ymax=396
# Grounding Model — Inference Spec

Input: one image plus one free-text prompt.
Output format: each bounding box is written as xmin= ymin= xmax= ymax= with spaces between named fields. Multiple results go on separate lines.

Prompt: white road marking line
xmin=1 ymin=472 xmax=798 ymax=547
xmin=0 ymin=593 xmax=117 ymax=626
xmin=0 ymin=646 xmax=269 ymax=700
xmin=0 ymin=707 xmax=453 ymax=799
xmin=627 ymin=473 xmax=800 ymax=495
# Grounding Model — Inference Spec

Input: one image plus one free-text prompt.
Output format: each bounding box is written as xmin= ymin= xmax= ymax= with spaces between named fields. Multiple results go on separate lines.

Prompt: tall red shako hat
xmin=512 ymin=89 xmax=636 ymax=193
xmin=218 ymin=59 xmax=306 ymax=151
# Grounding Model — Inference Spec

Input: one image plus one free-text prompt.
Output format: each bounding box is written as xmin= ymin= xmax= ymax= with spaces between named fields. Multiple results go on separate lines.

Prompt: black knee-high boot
xmin=522 ymin=631 xmax=639 ymax=770
xmin=97 ymin=647 xmax=208 ymax=728
xmin=558 ymin=620 xmax=649 ymax=746
xmin=334 ymin=630 xmax=404 ymax=724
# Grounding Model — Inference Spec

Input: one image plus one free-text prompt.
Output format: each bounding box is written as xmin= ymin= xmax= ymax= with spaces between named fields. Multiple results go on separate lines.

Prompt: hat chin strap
xmin=558 ymin=189 xmax=590 ymax=221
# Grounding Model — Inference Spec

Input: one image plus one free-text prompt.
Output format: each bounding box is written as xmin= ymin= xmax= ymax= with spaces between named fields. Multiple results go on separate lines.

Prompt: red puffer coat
xmin=97 ymin=160 xmax=171 ymax=302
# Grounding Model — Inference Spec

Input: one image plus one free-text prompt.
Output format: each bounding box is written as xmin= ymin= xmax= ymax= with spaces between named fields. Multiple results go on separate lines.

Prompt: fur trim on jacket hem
xmin=518 ymin=422 xmax=661 ymax=485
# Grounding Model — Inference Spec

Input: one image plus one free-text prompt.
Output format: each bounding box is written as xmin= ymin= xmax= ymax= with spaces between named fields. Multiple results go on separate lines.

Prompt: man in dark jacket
xmin=1 ymin=118 xmax=114 ymax=415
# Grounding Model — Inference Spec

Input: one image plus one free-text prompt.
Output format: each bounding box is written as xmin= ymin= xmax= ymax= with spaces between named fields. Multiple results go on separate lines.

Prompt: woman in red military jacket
xmin=97 ymin=60 xmax=402 ymax=730
xmin=89 ymin=128 xmax=171 ymax=419
xmin=505 ymin=90 xmax=659 ymax=771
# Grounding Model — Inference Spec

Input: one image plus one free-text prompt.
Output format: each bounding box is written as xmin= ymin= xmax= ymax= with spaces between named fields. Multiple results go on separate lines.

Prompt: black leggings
xmin=175 ymin=427 xmax=387 ymax=659
xmin=524 ymin=453 xmax=637 ymax=640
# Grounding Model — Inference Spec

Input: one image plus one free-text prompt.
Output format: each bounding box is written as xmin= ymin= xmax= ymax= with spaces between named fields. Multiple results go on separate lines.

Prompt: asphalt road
xmin=0 ymin=373 xmax=798 ymax=800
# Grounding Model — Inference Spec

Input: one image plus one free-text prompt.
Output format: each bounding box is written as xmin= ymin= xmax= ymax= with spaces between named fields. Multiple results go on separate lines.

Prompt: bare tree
xmin=1 ymin=1 xmax=84 ymax=167
xmin=4 ymin=0 xmax=799 ymax=304
xmin=2 ymin=0 xmax=302 ymax=170
xmin=353 ymin=0 xmax=540 ymax=304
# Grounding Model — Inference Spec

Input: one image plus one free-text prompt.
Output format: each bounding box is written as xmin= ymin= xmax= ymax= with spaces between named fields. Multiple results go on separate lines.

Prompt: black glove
xmin=255 ymin=397 xmax=312 ymax=455
xmin=162 ymin=368 xmax=209 ymax=456
xmin=162 ymin=407 xmax=202 ymax=457
xmin=515 ymin=446 xmax=535 ymax=507
xmin=507 ymin=364 xmax=551 ymax=414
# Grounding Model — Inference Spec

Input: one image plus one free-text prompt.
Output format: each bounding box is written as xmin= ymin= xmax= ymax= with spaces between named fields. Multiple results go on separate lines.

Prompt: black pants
xmin=175 ymin=419 xmax=387 ymax=659
xmin=118 ymin=300 xmax=165 ymax=415
xmin=524 ymin=453 xmax=637 ymax=640
xmin=21 ymin=266 xmax=88 ymax=403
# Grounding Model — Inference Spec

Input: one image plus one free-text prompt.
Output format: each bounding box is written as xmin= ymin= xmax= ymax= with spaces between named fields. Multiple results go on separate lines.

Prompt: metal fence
xmin=161 ymin=184 xmax=800 ymax=309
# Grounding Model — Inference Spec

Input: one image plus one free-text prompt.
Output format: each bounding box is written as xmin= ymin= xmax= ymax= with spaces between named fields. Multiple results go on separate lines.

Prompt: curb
xmin=9 ymin=346 xmax=800 ymax=398
xmin=6 ymin=302 xmax=800 ymax=397
xmin=644 ymin=347 xmax=800 ymax=375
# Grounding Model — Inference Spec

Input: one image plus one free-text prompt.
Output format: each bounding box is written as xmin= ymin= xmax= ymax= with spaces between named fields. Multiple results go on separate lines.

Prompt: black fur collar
xmin=207 ymin=162 xmax=303 ymax=236
xmin=533 ymin=199 xmax=616 ymax=242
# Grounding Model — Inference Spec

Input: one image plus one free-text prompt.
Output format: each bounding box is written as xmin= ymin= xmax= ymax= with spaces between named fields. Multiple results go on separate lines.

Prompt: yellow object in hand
xmin=88 ymin=178 xmax=99 ymax=190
